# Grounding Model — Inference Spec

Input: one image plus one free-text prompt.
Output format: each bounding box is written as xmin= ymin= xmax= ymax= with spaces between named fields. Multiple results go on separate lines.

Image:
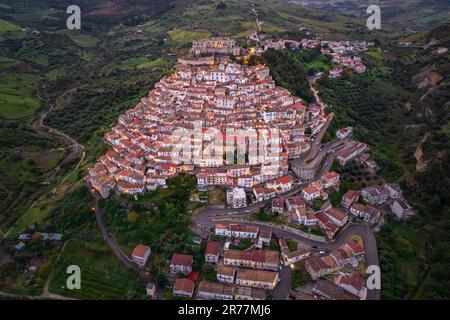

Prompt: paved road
xmin=195 ymin=211 xmax=380 ymax=300
xmin=272 ymin=266 xmax=292 ymax=300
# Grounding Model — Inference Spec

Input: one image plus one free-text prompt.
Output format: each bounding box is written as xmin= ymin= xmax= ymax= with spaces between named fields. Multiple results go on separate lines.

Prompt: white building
xmin=226 ymin=187 xmax=247 ymax=208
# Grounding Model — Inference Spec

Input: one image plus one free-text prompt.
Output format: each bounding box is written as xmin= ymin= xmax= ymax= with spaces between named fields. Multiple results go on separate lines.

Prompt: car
xmin=319 ymin=250 xmax=326 ymax=255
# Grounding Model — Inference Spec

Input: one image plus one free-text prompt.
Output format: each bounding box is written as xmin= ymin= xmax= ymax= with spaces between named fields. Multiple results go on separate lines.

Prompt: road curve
xmin=194 ymin=208 xmax=380 ymax=300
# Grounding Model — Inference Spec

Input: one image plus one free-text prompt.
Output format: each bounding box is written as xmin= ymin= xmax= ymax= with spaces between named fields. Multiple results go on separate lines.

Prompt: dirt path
xmin=1 ymin=89 xmax=86 ymax=240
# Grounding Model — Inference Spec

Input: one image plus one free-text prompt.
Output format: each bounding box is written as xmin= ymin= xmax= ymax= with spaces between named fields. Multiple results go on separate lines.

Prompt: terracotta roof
xmin=236 ymin=268 xmax=278 ymax=283
xmin=205 ymin=241 xmax=222 ymax=256
xmin=170 ymin=253 xmax=193 ymax=267
xmin=173 ymin=278 xmax=195 ymax=294
xmin=132 ymin=244 xmax=150 ymax=258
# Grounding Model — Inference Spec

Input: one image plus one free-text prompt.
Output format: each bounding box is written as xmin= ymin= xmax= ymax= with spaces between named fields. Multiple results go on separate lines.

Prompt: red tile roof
xmin=205 ymin=241 xmax=222 ymax=256
xmin=170 ymin=253 xmax=193 ymax=267
xmin=132 ymin=244 xmax=150 ymax=258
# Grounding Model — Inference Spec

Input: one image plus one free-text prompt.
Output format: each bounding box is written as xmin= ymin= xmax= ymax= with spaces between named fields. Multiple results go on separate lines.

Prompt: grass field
xmin=0 ymin=19 xmax=21 ymax=32
xmin=49 ymin=239 xmax=146 ymax=300
xmin=0 ymin=92 xmax=40 ymax=119
xmin=167 ymin=28 xmax=212 ymax=43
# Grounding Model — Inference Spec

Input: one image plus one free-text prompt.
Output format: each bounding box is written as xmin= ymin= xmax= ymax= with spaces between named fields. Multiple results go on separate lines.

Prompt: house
xmin=226 ymin=187 xmax=247 ymax=208
xmin=205 ymin=241 xmax=222 ymax=264
xmin=279 ymin=238 xmax=311 ymax=265
xmin=335 ymin=273 xmax=367 ymax=300
xmin=265 ymin=174 xmax=294 ymax=193
xmin=304 ymin=255 xmax=339 ymax=280
xmin=349 ymin=202 xmax=380 ymax=223
xmin=321 ymin=172 xmax=340 ymax=189
xmin=312 ymin=279 xmax=359 ymax=300
xmin=336 ymin=143 xmax=367 ymax=165
xmin=258 ymin=228 xmax=272 ymax=247
xmin=253 ymin=187 xmax=277 ymax=202
xmin=324 ymin=207 xmax=348 ymax=227
xmin=170 ymin=253 xmax=193 ymax=275
xmin=235 ymin=287 xmax=266 ymax=300
xmin=336 ymin=127 xmax=353 ymax=139
xmin=271 ymin=198 xmax=284 ymax=214
xmin=146 ymin=282 xmax=156 ymax=298
xmin=342 ymin=190 xmax=359 ymax=208
xmin=235 ymin=269 xmax=279 ymax=290
xmin=316 ymin=211 xmax=339 ymax=239
xmin=132 ymin=244 xmax=151 ymax=267
xmin=302 ymin=185 xmax=320 ymax=201
xmin=197 ymin=281 xmax=233 ymax=300
xmin=173 ymin=278 xmax=195 ymax=298
xmin=216 ymin=263 xmax=236 ymax=283
xmin=215 ymin=224 xmax=259 ymax=239
xmin=285 ymin=196 xmax=306 ymax=212
xmin=384 ymin=183 xmax=402 ymax=199
xmin=390 ymin=199 xmax=413 ymax=219
xmin=18 ymin=233 xmax=31 ymax=241
xmin=223 ymin=249 xmax=279 ymax=271
xmin=14 ymin=242 xmax=26 ymax=251
xmin=361 ymin=186 xmax=390 ymax=206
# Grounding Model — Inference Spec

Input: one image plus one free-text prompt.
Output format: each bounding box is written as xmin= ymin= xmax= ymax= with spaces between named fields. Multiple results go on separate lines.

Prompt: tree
xmin=127 ymin=211 xmax=139 ymax=223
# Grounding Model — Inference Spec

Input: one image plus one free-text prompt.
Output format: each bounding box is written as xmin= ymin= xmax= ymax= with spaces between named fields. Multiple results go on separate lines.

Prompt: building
xmin=215 ymin=224 xmax=259 ymax=239
xmin=271 ymin=198 xmax=284 ymax=214
xmin=336 ymin=143 xmax=367 ymax=165
xmin=205 ymin=241 xmax=222 ymax=264
xmin=191 ymin=37 xmax=241 ymax=56
xmin=361 ymin=186 xmax=390 ymax=206
xmin=170 ymin=253 xmax=193 ymax=275
xmin=216 ymin=263 xmax=236 ymax=283
xmin=350 ymin=203 xmax=380 ymax=224
xmin=279 ymin=238 xmax=311 ymax=265
xmin=226 ymin=187 xmax=247 ymax=208
xmin=235 ymin=269 xmax=279 ymax=290
xmin=304 ymin=256 xmax=338 ymax=280
xmin=384 ymin=183 xmax=402 ymax=199
xmin=336 ymin=127 xmax=353 ymax=139
xmin=335 ymin=273 xmax=367 ymax=300
xmin=235 ymin=287 xmax=266 ymax=300
xmin=132 ymin=244 xmax=151 ymax=267
xmin=258 ymin=228 xmax=272 ymax=247
xmin=342 ymin=190 xmax=359 ymax=208
xmin=302 ymin=185 xmax=320 ymax=201
xmin=321 ymin=171 xmax=340 ymax=189
xmin=312 ymin=279 xmax=359 ymax=300
xmin=390 ymin=199 xmax=413 ymax=219
xmin=324 ymin=207 xmax=348 ymax=227
xmin=223 ymin=249 xmax=279 ymax=271
xmin=285 ymin=196 xmax=306 ymax=212
xmin=173 ymin=278 xmax=195 ymax=298
xmin=197 ymin=281 xmax=234 ymax=300
xmin=146 ymin=282 xmax=156 ymax=298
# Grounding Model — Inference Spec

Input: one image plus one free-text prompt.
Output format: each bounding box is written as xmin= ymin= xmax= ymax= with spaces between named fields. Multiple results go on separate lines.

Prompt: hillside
xmin=288 ymin=0 xmax=450 ymax=31
xmin=0 ymin=0 xmax=448 ymax=299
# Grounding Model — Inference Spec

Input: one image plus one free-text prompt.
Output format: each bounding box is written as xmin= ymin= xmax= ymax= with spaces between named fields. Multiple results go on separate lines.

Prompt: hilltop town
xmin=81 ymin=38 xmax=415 ymax=301
xmin=87 ymin=37 xmax=324 ymax=197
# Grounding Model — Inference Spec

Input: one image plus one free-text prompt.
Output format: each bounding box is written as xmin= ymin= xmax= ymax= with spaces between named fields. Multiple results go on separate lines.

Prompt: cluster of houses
xmin=170 ymin=224 xmax=281 ymax=300
xmin=87 ymin=38 xmax=329 ymax=199
xmin=15 ymin=230 xmax=63 ymax=252
xmin=303 ymin=240 xmax=368 ymax=300
xmin=266 ymin=171 xmax=347 ymax=239
xmin=247 ymin=33 xmax=372 ymax=78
